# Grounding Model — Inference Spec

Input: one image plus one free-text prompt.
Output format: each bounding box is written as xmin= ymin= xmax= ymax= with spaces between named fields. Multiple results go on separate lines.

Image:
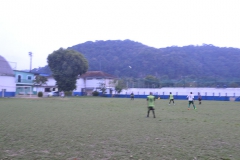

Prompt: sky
xmin=0 ymin=0 xmax=240 ymax=70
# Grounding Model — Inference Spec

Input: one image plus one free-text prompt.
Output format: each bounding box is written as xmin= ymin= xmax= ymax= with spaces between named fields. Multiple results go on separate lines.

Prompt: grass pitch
xmin=0 ymin=97 xmax=240 ymax=160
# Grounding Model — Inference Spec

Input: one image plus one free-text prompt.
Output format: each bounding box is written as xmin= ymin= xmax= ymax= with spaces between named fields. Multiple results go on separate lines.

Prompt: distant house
xmin=33 ymin=71 xmax=116 ymax=96
xmin=36 ymin=75 xmax=58 ymax=94
xmin=13 ymin=70 xmax=35 ymax=95
xmin=0 ymin=55 xmax=16 ymax=97
xmin=74 ymin=71 xmax=116 ymax=96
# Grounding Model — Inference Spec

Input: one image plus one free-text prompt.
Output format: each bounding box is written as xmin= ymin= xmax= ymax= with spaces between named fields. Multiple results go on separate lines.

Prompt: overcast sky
xmin=0 ymin=0 xmax=240 ymax=70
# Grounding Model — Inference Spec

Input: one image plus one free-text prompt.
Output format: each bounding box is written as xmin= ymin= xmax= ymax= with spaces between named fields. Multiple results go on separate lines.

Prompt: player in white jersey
xmin=187 ymin=92 xmax=196 ymax=110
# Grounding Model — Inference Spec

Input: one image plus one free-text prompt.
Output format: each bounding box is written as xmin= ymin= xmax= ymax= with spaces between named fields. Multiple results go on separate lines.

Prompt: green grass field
xmin=0 ymin=97 xmax=240 ymax=160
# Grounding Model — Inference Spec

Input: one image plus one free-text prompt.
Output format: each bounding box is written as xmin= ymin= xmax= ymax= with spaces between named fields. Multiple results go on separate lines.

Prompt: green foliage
xmin=92 ymin=91 xmax=99 ymax=96
xmin=99 ymin=82 xmax=107 ymax=96
xmin=68 ymin=40 xmax=240 ymax=79
xmin=144 ymin=75 xmax=159 ymax=88
xmin=47 ymin=48 xmax=88 ymax=91
xmin=64 ymin=91 xmax=72 ymax=96
xmin=33 ymin=75 xmax=48 ymax=86
xmin=37 ymin=91 xmax=43 ymax=97
xmin=34 ymin=40 xmax=240 ymax=86
xmin=32 ymin=66 xmax=52 ymax=75
xmin=115 ymin=79 xmax=126 ymax=93
xmin=229 ymin=82 xmax=239 ymax=88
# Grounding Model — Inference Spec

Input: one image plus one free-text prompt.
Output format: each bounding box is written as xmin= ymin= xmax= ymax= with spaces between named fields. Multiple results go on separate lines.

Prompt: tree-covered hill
xmin=33 ymin=40 xmax=240 ymax=82
xmin=68 ymin=40 xmax=240 ymax=80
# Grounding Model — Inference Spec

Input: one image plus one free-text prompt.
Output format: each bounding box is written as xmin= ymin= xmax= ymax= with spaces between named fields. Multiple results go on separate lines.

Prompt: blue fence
xmin=73 ymin=92 xmax=239 ymax=101
xmin=98 ymin=94 xmax=236 ymax=101
xmin=0 ymin=92 xmax=15 ymax=97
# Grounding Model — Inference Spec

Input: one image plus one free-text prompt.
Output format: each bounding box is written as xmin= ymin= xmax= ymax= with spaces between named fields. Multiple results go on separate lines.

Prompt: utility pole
xmin=29 ymin=52 xmax=33 ymax=72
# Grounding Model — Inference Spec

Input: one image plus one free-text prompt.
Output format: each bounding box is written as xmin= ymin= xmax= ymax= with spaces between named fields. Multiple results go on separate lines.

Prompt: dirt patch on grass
xmin=5 ymin=149 xmax=25 ymax=157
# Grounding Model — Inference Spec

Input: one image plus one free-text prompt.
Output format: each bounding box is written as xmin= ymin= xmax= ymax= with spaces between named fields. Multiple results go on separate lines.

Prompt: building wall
xmin=14 ymin=70 xmax=34 ymax=85
xmin=85 ymin=78 xmax=105 ymax=88
xmin=0 ymin=76 xmax=16 ymax=97
xmin=13 ymin=71 xmax=35 ymax=95
xmin=46 ymin=77 xmax=57 ymax=86
xmin=121 ymin=87 xmax=240 ymax=97
xmin=74 ymin=78 xmax=84 ymax=95
xmin=73 ymin=78 xmax=115 ymax=96
xmin=34 ymin=77 xmax=58 ymax=94
xmin=115 ymin=87 xmax=240 ymax=101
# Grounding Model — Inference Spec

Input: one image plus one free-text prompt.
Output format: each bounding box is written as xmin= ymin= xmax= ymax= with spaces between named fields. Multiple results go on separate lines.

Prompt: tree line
xmin=32 ymin=40 xmax=240 ymax=88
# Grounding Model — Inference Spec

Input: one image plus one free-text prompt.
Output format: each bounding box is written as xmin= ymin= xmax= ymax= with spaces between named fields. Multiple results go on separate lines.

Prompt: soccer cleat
xmin=194 ymin=108 xmax=197 ymax=110
xmin=188 ymin=108 xmax=190 ymax=110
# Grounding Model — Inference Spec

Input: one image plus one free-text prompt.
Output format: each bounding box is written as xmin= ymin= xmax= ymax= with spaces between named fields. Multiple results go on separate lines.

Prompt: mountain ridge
xmin=32 ymin=40 xmax=240 ymax=82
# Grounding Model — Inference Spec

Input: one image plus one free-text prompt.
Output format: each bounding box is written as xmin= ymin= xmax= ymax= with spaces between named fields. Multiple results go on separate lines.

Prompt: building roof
xmin=0 ymin=55 xmax=14 ymax=76
xmin=13 ymin=70 xmax=35 ymax=74
xmin=80 ymin=71 xmax=116 ymax=79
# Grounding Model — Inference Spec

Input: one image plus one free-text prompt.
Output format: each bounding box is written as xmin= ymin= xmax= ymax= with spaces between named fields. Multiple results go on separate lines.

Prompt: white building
xmin=0 ymin=55 xmax=16 ymax=97
xmin=40 ymin=71 xmax=116 ymax=96
xmin=74 ymin=71 xmax=116 ymax=96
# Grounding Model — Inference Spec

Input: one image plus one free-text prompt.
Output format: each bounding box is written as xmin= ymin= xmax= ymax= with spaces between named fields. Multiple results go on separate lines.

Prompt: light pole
xmin=29 ymin=52 xmax=33 ymax=72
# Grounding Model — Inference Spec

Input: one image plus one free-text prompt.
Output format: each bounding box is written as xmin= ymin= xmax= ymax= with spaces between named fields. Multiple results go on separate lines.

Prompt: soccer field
xmin=0 ymin=97 xmax=239 ymax=160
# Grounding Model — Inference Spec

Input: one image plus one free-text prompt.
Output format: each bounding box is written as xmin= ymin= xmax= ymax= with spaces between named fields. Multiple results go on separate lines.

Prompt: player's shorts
xmin=198 ymin=98 xmax=202 ymax=101
xmin=189 ymin=101 xmax=194 ymax=105
xmin=148 ymin=106 xmax=155 ymax=110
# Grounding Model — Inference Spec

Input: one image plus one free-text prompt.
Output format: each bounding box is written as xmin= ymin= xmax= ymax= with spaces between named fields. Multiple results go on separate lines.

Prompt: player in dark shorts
xmin=130 ymin=92 xmax=134 ymax=100
xmin=169 ymin=92 xmax=175 ymax=105
xmin=198 ymin=92 xmax=202 ymax=105
xmin=187 ymin=92 xmax=196 ymax=110
xmin=146 ymin=92 xmax=156 ymax=118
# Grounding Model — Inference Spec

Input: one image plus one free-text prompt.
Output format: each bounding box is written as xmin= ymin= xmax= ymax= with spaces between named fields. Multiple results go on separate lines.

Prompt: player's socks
xmin=147 ymin=110 xmax=150 ymax=117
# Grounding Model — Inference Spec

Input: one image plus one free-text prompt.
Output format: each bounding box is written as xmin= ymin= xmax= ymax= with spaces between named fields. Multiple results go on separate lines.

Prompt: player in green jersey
xmin=169 ymin=92 xmax=175 ymax=105
xmin=146 ymin=92 xmax=156 ymax=118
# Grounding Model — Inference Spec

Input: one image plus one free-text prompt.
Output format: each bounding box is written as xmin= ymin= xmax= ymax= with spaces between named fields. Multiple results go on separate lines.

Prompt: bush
xmin=92 ymin=91 xmax=99 ymax=96
xmin=65 ymin=91 xmax=72 ymax=96
xmin=38 ymin=91 xmax=43 ymax=97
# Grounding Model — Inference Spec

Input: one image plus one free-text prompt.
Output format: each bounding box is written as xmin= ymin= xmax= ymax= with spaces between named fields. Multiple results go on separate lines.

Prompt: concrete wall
xmin=73 ymin=78 xmax=115 ymax=96
xmin=74 ymin=78 xmax=84 ymax=95
xmin=120 ymin=87 xmax=240 ymax=97
xmin=0 ymin=76 xmax=16 ymax=97
xmin=111 ymin=87 xmax=240 ymax=101
xmin=46 ymin=77 xmax=57 ymax=86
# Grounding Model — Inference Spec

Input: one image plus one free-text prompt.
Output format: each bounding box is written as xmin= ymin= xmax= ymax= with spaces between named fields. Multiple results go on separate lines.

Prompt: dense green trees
xmin=47 ymin=48 xmax=88 ymax=91
xmin=33 ymin=40 xmax=240 ymax=87
xmin=68 ymin=40 xmax=240 ymax=80
xmin=144 ymin=75 xmax=160 ymax=88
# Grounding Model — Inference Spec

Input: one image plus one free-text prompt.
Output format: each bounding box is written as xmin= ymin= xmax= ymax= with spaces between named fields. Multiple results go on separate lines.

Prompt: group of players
xmin=130 ymin=92 xmax=202 ymax=118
